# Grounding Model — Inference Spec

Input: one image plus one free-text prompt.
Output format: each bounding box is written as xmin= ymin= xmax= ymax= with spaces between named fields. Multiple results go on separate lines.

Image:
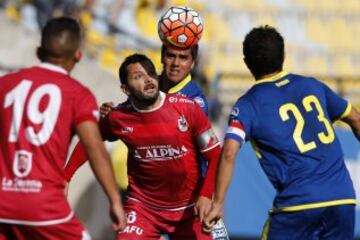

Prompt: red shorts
xmin=117 ymin=199 xmax=212 ymax=240
xmin=0 ymin=214 xmax=90 ymax=240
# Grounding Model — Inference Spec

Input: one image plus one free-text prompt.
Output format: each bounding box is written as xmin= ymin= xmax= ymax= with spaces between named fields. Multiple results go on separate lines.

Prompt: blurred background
xmin=1 ymin=0 xmax=360 ymax=239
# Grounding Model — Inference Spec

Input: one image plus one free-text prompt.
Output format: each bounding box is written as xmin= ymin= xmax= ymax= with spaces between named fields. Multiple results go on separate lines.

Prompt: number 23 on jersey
xmin=279 ymin=95 xmax=335 ymax=153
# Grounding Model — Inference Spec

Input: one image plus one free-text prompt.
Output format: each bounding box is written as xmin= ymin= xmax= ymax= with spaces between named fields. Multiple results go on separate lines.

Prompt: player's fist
xmin=202 ymin=202 xmax=223 ymax=233
xmin=194 ymin=196 xmax=212 ymax=222
xmin=110 ymin=201 xmax=127 ymax=232
xmin=100 ymin=102 xmax=115 ymax=118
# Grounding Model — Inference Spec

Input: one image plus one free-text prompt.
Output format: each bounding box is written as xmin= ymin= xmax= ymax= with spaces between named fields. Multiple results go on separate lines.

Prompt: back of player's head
xmin=161 ymin=43 xmax=199 ymax=61
xmin=38 ymin=17 xmax=81 ymax=62
xmin=119 ymin=54 xmax=158 ymax=85
xmin=243 ymin=25 xmax=284 ymax=78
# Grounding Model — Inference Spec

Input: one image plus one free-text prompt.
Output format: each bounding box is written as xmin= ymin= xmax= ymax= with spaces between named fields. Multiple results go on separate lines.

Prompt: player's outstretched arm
xmin=203 ymin=138 xmax=241 ymax=233
xmin=76 ymin=121 xmax=127 ymax=231
xmin=342 ymin=106 xmax=360 ymax=141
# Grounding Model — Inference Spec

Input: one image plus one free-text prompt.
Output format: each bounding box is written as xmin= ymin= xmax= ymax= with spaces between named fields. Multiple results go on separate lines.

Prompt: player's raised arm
xmin=75 ymin=121 xmax=126 ymax=231
xmin=342 ymin=106 xmax=360 ymax=141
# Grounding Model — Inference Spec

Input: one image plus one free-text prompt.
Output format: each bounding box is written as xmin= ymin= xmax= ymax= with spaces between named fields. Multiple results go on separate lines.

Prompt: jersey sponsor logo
xmin=169 ymin=96 xmax=178 ymax=103
xmin=121 ymin=126 xmax=134 ymax=133
xmin=178 ymin=115 xmax=188 ymax=132
xmin=194 ymin=96 xmax=205 ymax=108
xmin=13 ymin=150 xmax=32 ymax=178
xmin=133 ymin=145 xmax=189 ymax=161
xmin=2 ymin=177 xmax=42 ymax=193
xmin=169 ymin=96 xmax=194 ymax=104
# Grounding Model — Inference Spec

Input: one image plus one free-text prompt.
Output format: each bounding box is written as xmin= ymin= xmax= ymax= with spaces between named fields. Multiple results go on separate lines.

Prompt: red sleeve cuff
xmin=64 ymin=142 xmax=88 ymax=182
xmin=74 ymin=115 xmax=98 ymax=126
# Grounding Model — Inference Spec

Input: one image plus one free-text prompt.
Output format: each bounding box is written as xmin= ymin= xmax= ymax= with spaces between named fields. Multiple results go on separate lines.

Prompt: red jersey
xmin=101 ymin=92 xmax=213 ymax=209
xmin=0 ymin=63 xmax=98 ymax=225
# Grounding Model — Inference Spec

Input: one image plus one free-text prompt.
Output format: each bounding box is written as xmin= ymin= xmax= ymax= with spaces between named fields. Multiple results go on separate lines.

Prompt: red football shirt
xmin=100 ymin=92 xmax=212 ymax=209
xmin=0 ymin=63 xmax=98 ymax=225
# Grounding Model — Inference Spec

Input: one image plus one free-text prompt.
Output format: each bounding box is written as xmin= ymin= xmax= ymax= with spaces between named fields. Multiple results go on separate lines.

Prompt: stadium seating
xmin=6 ymin=0 xmax=359 ymax=112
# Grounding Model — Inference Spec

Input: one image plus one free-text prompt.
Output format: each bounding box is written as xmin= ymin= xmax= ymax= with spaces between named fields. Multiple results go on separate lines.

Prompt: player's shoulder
xmin=115 ymin=99 xmax=132 ymax=111
xmin=287 ymin=73 xmax=320 ymax=84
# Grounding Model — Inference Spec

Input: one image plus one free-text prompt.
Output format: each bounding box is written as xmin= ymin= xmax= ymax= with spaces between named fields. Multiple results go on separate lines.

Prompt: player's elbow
xmin=343 ymin=107 xmax=360 ymax=141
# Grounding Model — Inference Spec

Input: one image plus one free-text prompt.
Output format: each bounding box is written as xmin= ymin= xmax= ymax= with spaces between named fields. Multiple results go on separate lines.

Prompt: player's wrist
xmin=213 ymin=196 xmax=224 ymax=206
xmin=108 ymin=192 xmax=122 ymax=205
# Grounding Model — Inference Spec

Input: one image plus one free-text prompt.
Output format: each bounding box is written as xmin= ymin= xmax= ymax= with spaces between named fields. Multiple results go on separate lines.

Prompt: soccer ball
xmin=158 ymin=6 xmax=203 ymax=48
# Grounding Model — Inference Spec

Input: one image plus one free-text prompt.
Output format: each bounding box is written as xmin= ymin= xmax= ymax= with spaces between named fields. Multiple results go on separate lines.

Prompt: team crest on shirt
xmin=178 ymin=115 xmax=188 ymax=132
xmin=13 ymin=150 xmax=32 ymax=178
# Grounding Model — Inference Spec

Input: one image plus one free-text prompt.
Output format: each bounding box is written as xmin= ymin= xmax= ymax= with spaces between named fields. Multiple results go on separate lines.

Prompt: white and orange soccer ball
xmin=158 ymin=6 xmax=203 ymax=48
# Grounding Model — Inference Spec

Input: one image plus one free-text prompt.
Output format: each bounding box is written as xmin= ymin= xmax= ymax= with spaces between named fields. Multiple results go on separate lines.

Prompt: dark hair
xmin=38 ymin=17 xmax=81 ymax=61
xmin=161 ymin=43 xmax=199 ymax=61
xmin=119 ymin=54 xmax=158 ymax=85
xmin=243 ymin=25 xmax=284 ymax=78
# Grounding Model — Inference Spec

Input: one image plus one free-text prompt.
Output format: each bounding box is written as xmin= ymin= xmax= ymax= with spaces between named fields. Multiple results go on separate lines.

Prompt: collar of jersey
xmin=38 ymin=62 xmax=68 ymax=75
xmin=254 ymin=71 xmax=288 ymax=85
xmin=131 ymin=91 xmax=166 ymax=113
xmin=168 ymin=75 xmax=192 ymax=93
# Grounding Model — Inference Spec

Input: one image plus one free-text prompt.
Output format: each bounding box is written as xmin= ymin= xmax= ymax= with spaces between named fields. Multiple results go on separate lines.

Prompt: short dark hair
xmin=243 ymin=25 xmax=284 ymax=78
xmin=119 ymin=54 xmax=158 ymax=85
xmin=38 ymin=17 xmax=81 ymax=61
xmin=161 ymin=43 xmax=199 ymax=61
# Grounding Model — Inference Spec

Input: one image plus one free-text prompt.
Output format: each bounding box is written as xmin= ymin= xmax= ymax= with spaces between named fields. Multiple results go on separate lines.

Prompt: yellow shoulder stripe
xmin=168 ymin=75 xmax=192 ymax=94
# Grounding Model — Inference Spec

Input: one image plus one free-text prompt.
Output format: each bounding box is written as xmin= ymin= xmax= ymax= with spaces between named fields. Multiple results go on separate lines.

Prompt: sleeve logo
xmin=231 ymin=107 xmax=239 ymax=117
xmin=194 ymin=96 xmax=205 ymax=108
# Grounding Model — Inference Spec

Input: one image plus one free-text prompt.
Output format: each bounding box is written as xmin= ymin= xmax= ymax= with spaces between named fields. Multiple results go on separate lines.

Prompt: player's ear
xmin=36 ymin=47 xmax=44 ymax=62
xmin=74 ymin=49 xmax=82 ymax=63
xmin=121 ymin=84 xmax=130 ymax=96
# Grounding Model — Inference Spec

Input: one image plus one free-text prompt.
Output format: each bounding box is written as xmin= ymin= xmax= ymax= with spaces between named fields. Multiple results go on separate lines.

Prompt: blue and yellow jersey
xmin=163 ymin=75 xmax=209 ymax=115
xmin=226 ymin=71 xmax=355 ymax=212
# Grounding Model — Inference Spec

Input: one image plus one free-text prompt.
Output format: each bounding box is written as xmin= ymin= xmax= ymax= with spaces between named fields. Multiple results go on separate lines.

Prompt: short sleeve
xmin=225 ymin=96 xmax=255 ymax=143
xmin=322 ymin=83 xmax=351 ymax=121
xmin=72 ymin=87 xmax=99 ymax=126
xmin=193 ymin=95 xmax=209 ymax=116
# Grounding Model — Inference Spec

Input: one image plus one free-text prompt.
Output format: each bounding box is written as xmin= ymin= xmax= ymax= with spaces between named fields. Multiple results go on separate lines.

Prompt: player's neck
xmin=256 ymin=71 xmax=282 ymax=81
xmin=43 ymin=59 xmax=74 ymax=74
xmin=131 ymin=93 xmax=163 ymax=111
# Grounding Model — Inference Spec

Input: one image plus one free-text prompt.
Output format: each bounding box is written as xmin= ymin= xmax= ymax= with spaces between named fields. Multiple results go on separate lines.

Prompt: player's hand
xmin=109 ymin=201 xmax=127 ymax=232
xmin=100 ymin=102 xmax=115 ymax=118
xmin=202 ymin=202 xmax=223 ymax=233
xmin=194 ymin=196 xmax=212 ymax=223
